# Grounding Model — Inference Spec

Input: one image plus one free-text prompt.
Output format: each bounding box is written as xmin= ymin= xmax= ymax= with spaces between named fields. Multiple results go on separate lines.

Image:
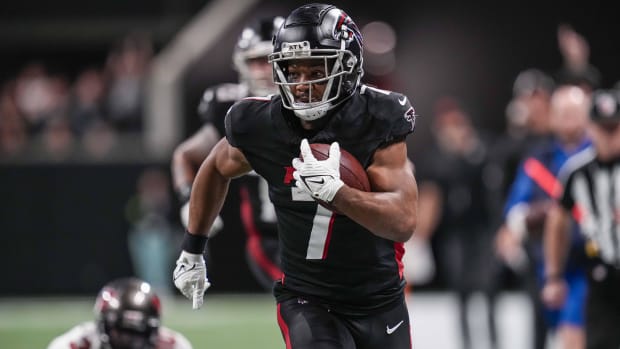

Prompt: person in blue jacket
xmin=495 ymin=85 xmax=592 ymax=349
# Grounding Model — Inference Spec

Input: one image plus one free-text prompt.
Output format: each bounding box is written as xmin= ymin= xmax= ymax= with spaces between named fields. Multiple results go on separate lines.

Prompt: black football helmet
xmin=94 ymin=277 xmax=161 ymax=349
xmin=233 ymin=15 xmax=285 ymax=96
xmin=269 ymin=3 xmax=364 ymax=121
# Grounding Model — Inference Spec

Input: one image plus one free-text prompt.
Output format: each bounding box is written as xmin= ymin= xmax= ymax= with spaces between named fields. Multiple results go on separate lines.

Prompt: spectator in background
xmin=504 ymin=68 xmax=554 ymax=157
xmin=126 ymin=168 xmax=179 ymax=295
xmin=489 ymin=70 xmax=555 ymax=349
xmin=488 ymin=25 xmax=601 ymax=348
xmin=496 ymin=85 xmax=592 ymax=349
xmin=0 ymin=30 xmax=157 ymax=162
xmin=69 ymin=66 xmax=120 ymax=159
xmin=105 ymin=32 xmax=153 ymax=133
xmin=69 ymin=68 xmax=107 ymax=135
xmin=13 ymin=63 xmax=59 ymax=134
xmin=0 ymin=82 xmax=28 ymax=156
xmin=40 ymin=115 xmax=76 ymax=161
xmin=485 ymin=68 xmax=555 ymax=256
xmin=47 ymin=277 xmax=192 ymax=349
xmin=555 ymin=24 xmax=601 ymax=92
xmin=485 ymin=69 xmax=555 ymax=219
xmin=416 ymin=96 xmax=499 ymax=349
xmin=81 ymin=119 xmax=118 ymax=159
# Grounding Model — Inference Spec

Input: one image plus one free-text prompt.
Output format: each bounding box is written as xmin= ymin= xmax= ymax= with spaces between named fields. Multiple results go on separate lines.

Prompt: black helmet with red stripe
xmin=269 ymin=3 xmax=364 ymax=121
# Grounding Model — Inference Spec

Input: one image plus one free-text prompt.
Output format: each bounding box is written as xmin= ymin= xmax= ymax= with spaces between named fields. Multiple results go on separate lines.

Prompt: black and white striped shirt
xmin=559 ymin=146 xmax=620 ymax=267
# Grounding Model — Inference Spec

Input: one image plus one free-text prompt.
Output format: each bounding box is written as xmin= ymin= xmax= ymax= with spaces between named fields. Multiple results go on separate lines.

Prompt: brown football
xmin=303 ymin=143 xmax=371 ymax=213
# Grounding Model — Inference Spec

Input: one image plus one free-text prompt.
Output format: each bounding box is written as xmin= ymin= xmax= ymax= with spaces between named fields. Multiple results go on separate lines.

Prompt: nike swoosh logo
xmin=300 ymin=175 xmax=326 ymax=186
xmin=386 ymin=320 xmax=404 ymax=334
xmin=398 ymin=96 xmax=407 ymax=106
xmin=173 ymin=264 xmax=196 ymax=280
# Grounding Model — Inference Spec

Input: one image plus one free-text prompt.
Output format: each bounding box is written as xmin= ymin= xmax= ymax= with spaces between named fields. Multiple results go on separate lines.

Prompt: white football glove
xmin=292 ymin=139 xmax=344 ymax=203
xmin=173 ymin=250 xmax=211 ymax=309
xmin=180 ymin=201 xmax=224 ymax=236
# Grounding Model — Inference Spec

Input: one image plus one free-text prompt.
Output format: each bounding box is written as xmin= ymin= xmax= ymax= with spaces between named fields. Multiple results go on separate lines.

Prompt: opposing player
xmin=173 ymin=3 xmax=419 ymax=348
xmin=47 ymin=277 xmax=192 ymax=349
xmin=171 ymin=15 xmax=284 ymax=290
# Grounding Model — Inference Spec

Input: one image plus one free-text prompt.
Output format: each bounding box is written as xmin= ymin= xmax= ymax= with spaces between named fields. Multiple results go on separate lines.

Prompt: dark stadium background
xmin=0 ymin=0 xmax=618 ymax=296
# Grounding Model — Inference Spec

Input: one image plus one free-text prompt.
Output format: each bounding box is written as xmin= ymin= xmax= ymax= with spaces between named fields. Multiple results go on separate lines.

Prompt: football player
xmin=173 ymin=3 xmax=419 ymax=348
xmin=47 ymin=277 xmax=192 ymax=349
xmin=171 ymin=15 xmax=285 ymax=290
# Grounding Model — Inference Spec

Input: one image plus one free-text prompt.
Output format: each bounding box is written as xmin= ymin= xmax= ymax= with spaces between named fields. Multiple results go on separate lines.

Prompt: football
xmin=303 ymin=143 xmax=371 ymax=213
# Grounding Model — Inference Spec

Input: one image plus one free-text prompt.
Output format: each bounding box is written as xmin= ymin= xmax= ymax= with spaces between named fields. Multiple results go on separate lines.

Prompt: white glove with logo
xmin=173 ymin=250 xmax=211 ymax=309
xmin=292 ymin=139 xmax=344 ymax=203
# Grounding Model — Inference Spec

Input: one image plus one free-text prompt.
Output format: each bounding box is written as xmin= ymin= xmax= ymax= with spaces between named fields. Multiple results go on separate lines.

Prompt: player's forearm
xmin=543 ymin=204 xmax=570 ymax=279
xmin=172 ymin=125 xmax=221 ymax=196
xmin=187 ymin=156 xmax=230 ymax=237
xmin=332 ymin=186 xmax=417 ymax=242
xmin=171 ymin=147 xmax=198 ymax=197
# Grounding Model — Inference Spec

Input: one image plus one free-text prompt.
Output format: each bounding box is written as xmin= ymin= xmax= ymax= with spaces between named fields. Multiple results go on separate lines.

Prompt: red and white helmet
xmin=94 ymin=277 xmax=161 ymax=349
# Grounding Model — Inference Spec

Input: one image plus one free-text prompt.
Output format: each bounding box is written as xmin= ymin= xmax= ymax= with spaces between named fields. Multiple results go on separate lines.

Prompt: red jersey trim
xmin=394 ymin=242 xmax=405 ymax=279
xmin=321 ymin=213 xmax=337 ymax=259
xmin=239 ymin=186 xmax=283 ymax=280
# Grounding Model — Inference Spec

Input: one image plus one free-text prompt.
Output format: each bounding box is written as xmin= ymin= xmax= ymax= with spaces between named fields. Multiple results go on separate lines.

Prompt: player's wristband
xmin=181 ymin=230 xmax=208 ymax=254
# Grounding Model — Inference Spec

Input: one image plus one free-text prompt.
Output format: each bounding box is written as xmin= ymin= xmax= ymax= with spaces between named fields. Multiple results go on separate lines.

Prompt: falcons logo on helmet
xmin=333 ymin=12 xmax=362 ymax=45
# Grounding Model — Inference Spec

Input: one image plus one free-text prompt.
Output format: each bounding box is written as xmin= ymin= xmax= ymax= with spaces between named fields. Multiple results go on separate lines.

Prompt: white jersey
xmin=46 ymin=321 xmax=192 ymax=349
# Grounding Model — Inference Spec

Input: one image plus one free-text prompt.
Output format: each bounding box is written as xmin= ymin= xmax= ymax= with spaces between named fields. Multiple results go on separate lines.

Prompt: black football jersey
xmin=198 ymin=83 xmax=278 ymax=239
xmin=225 ymin=84 xmax=417 ymax=315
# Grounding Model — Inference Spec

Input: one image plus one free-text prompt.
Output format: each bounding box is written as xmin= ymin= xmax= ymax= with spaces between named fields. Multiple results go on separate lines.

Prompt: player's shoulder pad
xmin=46 ymin=321 xmax=96 ymax=349
xmin=360 ymin=84 xmax=417 ymax=135
xmin=197 ymin=83 xmax=248 ymax=118
xmin=200 ymin=83 xmax=248 ymax=104
xmin=224 ymin=95 xmax=272 ymax=145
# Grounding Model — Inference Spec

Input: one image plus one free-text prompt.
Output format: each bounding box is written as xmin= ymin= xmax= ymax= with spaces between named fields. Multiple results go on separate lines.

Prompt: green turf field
xmin=0 ymin=293 xmax=284 ymax=349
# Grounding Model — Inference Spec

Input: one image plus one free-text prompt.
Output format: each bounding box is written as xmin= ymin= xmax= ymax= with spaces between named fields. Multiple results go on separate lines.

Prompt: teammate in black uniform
xmin=171 ymin=16 xmax=284 ymax=290
xmin=173 ymin=4 xmax=419 ymax=348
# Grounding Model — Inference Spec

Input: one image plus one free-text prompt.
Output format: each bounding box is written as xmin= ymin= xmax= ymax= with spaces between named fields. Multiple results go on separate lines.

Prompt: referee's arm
xmin=541 ymin=202 xmax=571 ymax=309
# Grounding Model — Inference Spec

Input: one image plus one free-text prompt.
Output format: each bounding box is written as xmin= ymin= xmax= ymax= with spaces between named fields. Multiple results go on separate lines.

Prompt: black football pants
xmin=585 ymin=262 xmax=620 ymax=349
xmin=276 ymin=297 xmax=411 ymax=349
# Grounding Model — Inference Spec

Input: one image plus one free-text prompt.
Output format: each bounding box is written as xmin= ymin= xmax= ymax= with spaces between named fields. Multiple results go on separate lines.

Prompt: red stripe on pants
xmin=277 ymin=303 xmax=292 ymax=349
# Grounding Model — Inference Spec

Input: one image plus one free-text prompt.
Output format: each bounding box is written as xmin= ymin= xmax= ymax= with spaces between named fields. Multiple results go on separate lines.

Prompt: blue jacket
xmin=503 ymin=137 xmax=592 ymax=269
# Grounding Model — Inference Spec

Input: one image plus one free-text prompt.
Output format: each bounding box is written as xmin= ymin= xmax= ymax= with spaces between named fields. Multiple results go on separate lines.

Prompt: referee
xmin=542 ymin=88 xmax=620 ymax=349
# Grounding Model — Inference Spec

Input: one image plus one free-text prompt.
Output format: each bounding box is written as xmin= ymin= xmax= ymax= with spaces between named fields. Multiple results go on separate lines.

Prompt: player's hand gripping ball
xmin=293 ymin=139 xmax=370 ymax=214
